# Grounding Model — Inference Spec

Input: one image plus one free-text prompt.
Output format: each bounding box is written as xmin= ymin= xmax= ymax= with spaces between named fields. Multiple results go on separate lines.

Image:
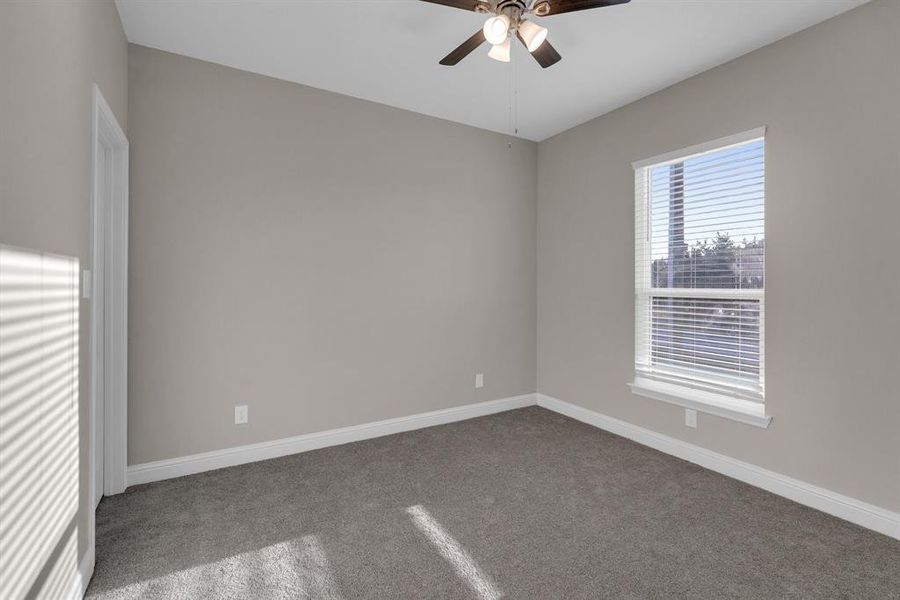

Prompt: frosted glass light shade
xmin=483 ymin=14 xmax=511 ymax=45
xmin=488 ymin=37 xmax=511 ymax=63
xmin=518 ymin=20 xmax=548 ymax=52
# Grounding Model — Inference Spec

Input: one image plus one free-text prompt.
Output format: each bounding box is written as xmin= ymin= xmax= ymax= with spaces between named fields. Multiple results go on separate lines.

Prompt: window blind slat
xmin=649 ymin=173 xmax=764 ymax=196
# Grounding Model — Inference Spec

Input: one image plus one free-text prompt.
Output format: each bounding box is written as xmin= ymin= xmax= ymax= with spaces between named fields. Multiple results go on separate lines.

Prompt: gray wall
xmin=0 ymin=0 xmax=128 ymax=595
xmin=127 ymin=45 xmax=537 ymax=465
xmin=537 ymin=0 xmax=900 ymax=513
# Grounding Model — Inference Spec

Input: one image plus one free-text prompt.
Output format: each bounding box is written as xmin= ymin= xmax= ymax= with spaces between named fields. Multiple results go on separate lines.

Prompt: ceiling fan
xmin=422 ymin=0 xmax=631 ymax=68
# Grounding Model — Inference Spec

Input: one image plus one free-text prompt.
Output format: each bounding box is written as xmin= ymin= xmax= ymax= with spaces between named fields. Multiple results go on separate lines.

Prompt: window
xmin=632 ymin=129 xmax=767 ymax=423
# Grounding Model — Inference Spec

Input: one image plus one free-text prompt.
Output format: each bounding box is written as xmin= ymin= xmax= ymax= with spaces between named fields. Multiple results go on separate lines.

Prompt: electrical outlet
xmin=235 ymin=405 xmax=248 ymax=425
xmin=685 ymin=408 xmax=697 ymax=428
xmin=475 ymin=373 xmax=484 ymax=389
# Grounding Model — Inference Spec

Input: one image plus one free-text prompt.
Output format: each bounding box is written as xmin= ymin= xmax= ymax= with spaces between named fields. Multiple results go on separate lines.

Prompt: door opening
xmin=90 ymin=84 xmax=129 ymax=533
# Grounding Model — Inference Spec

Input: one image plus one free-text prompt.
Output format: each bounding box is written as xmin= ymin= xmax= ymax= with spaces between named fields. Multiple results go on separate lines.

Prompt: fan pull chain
xmin=508 ymin=40 xmax=513 ymax=148
xmin=507 ymin=36 xmax=519 ymax=148
xmin=514 ymin=39 xmax=519 ymax=137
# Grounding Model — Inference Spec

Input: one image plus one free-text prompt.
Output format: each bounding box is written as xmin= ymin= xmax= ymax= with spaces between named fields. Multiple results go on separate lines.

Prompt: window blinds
xmin=634 ymin=131 xmax=765 ymax=401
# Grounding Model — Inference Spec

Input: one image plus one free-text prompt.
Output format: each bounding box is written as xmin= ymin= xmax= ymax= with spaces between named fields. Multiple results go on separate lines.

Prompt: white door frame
xmin=89 ymin=84 xmax=129 ymax=523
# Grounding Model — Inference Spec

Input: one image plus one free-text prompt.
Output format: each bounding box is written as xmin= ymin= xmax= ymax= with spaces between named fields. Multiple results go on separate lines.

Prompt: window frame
xmin=631 ymin=128 xmax=771 ymax=427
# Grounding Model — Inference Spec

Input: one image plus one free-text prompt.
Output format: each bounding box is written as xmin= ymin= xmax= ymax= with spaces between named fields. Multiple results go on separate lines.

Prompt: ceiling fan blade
xmin=419 ymin=0 xmax=486 ymax=12
xmin=439 ymin=30 xmax=487 ymax=66
xmin=517 ymin=31 xmax=562 ymax=68
xmin=533 ymin=0 xmax=630 ymax=17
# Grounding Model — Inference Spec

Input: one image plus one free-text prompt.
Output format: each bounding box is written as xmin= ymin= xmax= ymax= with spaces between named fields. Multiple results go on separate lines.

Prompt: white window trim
xmin=629 ymin=378 xmax=771 ymax=428
xmin=630 ymin=127 xmax=771 ymax=428
xmin=631 ymin=127 xmax=767 ymax=170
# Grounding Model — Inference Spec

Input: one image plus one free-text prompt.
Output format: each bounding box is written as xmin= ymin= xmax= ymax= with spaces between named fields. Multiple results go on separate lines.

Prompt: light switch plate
xmin=235 ymin=405 xmax=248 ymax=425
xmin=82 ymin=269 xmax=92 ymax=299
xmin=475 ymin=373 xmax=484 ymax=389
xmin=685 ymin=408 xmax=697 ymax=428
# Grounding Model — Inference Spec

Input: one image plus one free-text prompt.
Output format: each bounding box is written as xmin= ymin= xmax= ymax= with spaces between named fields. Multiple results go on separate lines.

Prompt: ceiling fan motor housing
xmin=496 ymin=0 xmax=528 ymax=22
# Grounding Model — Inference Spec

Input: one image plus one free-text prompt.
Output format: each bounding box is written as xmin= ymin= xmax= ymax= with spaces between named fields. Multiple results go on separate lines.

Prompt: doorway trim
xmin=89 ymin=84 xmax=129 ymax=534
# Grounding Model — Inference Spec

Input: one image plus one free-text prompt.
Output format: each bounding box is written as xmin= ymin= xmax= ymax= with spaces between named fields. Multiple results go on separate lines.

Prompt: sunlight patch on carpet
xmin=406 ymin=504 xmax=503 ymax=600
xmin=90 ymin=535 xmax=343 ymax=600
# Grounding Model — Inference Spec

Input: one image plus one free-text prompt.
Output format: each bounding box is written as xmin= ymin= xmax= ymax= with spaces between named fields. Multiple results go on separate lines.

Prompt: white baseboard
xmin=127 ymin=393 xmax=536 ymax=487
xmin=70 ymin=544 xmax=94 ymax=600
xmin=536 ymin=393 xmax=900 ymax=541
xmin=125 ymin=390 xmax=899 ymax=541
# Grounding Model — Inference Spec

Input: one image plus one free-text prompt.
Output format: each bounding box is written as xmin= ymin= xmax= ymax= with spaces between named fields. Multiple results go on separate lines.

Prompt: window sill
xmin=628 ymin=377 xmax=772 ymax=428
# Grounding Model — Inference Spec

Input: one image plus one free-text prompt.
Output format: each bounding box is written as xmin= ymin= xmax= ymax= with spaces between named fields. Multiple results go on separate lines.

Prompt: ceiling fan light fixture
xmin=482 ymin=14 xmax=511 ymax=45
xmin=518 ymin=20 xmax=548 ymax=52
xmin=487 ymin=36 xmax=511 ymax=62
xmin=428 ymin=0 xmax=631 ymax=69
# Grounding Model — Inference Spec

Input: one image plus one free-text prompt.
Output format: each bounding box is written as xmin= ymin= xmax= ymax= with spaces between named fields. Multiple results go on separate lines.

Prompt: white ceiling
xmin=116 ymin=0 xmax=868 ymax=141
